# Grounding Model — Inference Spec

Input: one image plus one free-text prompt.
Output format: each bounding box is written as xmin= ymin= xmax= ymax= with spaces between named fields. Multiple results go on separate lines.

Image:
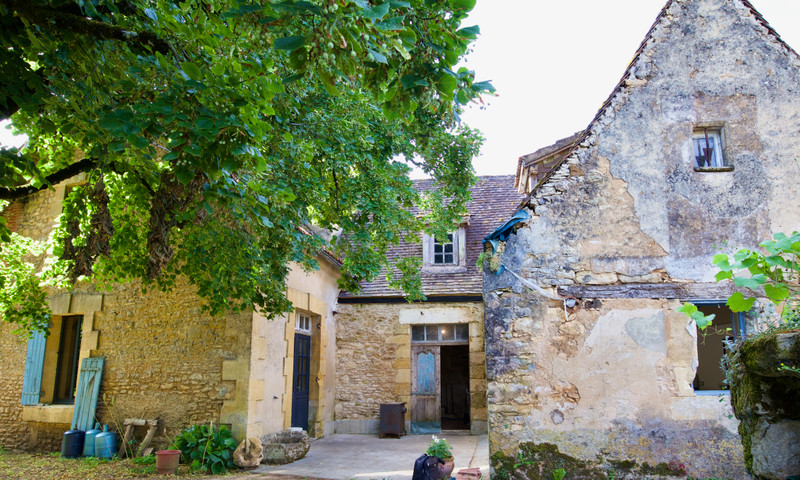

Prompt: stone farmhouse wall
xmin=0 ymin=179 xmax=249 ymax=451
xmin=335 ymin=302 xmax=487 ymax=434
xmin=484 ymin=0 xmax=800 ymax=478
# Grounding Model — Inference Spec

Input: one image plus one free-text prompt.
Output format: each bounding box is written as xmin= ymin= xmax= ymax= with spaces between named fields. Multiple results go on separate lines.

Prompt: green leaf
xmin=363 ymin=2 xmax=390 ymax=20
xmin=733 ymin=274 xmax=766 ymax=290
xmin=274 ymin=36 xmax=305 ymax=51
xmin=727 ymin=292 xmax=756 ymax=312
xmin=457 ymin=25 xmax=480 ymax=39
xmin=692 ymin=311 xmax=715 ymax=330
xmin=714 ymin=270 xmax=733 ymax=282
xmin=677 ymin=302 xmax=698 ymax=316
xmin=368 ymin=49 xmax=388 ymax=64
xmin=450 ymin=0 xmax=476 ymax=10
xmin=181 ymin=62 xmax=203 ymax=81
xmin=764 ymin=284 xmax=792 ymax=303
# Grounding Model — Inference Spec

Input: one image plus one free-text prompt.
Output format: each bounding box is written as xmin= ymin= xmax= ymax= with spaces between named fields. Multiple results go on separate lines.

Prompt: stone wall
xmin=484 ymin=0 xmax=800 ymax=478
xmin=0 ymin=180 xmax=254 ymax=451
xmin=335 ymin=302 xmax=487 ymax=434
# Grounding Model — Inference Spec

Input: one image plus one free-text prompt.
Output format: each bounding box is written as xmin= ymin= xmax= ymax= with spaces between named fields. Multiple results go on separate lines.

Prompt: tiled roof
xmin=517 ymin=0 xmax=800 ymax=197
xmin=340 ymin=175 xmax=523 ymax=299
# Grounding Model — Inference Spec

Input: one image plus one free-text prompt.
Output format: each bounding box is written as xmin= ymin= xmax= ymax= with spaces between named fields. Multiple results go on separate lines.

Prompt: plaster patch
xmin=624 ymin=312 xmax=667 ymax=354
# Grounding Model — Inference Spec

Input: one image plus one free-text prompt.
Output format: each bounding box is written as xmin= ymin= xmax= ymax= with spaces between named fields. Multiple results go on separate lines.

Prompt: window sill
xmin=694 ymin=166 xmax=734 ymax=172
xmin=694 ymin=390 xmax=730 ymax=396
xmin=422 ymin=265 xmax=467 ymax=274
xmin=21 ymin=405 xmax=74 ymax=424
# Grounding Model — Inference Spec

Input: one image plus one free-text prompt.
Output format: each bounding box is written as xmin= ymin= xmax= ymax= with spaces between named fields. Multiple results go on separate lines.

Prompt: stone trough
xmin=260 ymin=429 xmax=310 ymax=465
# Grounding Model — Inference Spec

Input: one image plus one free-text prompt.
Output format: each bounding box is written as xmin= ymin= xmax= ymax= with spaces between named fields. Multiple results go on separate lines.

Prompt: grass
xmin=0 ymin=450 xmax=242 ymax=480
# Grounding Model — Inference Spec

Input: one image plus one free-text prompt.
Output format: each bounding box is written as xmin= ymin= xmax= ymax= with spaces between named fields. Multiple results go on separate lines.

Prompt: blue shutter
xmin=20 ymin=331 xmax=47 ymax=405
xmin=71 ymin=357 xmax=104 ymax=431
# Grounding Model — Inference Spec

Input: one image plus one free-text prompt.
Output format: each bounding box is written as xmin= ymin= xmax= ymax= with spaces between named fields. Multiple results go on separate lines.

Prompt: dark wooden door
xmin=411 ymin=345 xmax=441 ymax=433
xmin=291 ymin=333 xmax=311 ymax=430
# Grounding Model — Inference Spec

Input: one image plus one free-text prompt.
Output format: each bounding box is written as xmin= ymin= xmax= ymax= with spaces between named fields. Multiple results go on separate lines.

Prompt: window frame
xmin=411 ymin=323 xmax=469 ymax=344
xmin=690 ymin=301 xmax=746 ymax=395
xmin=295 ymin=312 xmax=313 ymax=334
xmin=422 ymin=226 xmax=467 ymax=271
xmin=692 ymin=125 xmax=733 ymax=172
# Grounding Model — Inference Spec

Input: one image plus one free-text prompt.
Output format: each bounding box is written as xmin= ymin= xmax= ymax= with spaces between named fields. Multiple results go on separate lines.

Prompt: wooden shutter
xmin=71 ymin=357 xmax=104 ymax=431
xmin=20 ymin=331 xmax=47 ymax=405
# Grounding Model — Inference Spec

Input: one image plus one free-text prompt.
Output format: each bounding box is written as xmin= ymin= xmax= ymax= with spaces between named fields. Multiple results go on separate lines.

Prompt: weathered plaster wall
xmin=247 ymin=259 xmax=340 ymax=439
xmin=485 ymin=0 xmax=800 ymax=478
xmin=335 ymin=302 xmax=487 ymax=434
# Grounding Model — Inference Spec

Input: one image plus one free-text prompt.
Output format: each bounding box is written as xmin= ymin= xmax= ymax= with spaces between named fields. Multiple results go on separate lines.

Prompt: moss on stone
xmin=491 ymin=442 xmax=688 ymax=479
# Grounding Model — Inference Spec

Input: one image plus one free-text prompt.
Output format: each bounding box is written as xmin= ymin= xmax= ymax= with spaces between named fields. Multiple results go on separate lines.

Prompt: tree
xmin=0 ymin=0 xmax=492 ymax=334
xmin=679 ymin=231 xmax=800 ymax=329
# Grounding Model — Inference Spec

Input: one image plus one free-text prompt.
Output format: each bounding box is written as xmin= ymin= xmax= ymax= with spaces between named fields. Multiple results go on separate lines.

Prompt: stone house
xmin=336 ymin=175 xmax=523 ymax=436
xmin=0 ymin=175 xmax=341 ymax=451
xmin=483 ymin=0 xmax=800 ymax=478
xmin=0 ymin=173 xmax=523 ymax=453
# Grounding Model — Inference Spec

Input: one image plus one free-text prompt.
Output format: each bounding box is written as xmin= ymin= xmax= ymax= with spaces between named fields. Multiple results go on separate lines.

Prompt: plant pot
xmin=155 ymin=449 xmax=181 ymax=475
xmin=438 ymin=457 xmax=455 ymax=480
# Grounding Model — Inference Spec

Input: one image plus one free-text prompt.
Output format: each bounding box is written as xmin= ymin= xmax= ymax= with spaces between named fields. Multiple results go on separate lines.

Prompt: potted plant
xmin=425 ymin=435 xmax=454 ymax=480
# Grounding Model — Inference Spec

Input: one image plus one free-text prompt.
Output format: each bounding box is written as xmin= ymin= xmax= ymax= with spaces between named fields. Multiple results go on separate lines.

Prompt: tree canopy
xmin=0 ymin=0 xmax=492 ymax=334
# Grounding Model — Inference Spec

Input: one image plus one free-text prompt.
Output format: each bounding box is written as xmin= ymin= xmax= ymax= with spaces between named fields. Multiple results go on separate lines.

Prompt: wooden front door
xmin=411 ymin=345 xmax=441 ymax=433
xmin=291 ymin=333 xmax=311 ymax=430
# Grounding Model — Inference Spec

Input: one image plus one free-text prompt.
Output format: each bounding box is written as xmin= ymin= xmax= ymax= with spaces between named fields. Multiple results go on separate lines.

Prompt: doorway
xmin=440 ymin=345 xmax=469 ymax=430
xmin=410 ymin=323 xmax=471 ymax=433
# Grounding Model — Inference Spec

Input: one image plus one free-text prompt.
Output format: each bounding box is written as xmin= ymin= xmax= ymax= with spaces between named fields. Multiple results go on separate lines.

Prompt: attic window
xmin=693 ymin=127 xmax=732 ymax=171
xmin=434 ymin=234 xmax=455 ymax=265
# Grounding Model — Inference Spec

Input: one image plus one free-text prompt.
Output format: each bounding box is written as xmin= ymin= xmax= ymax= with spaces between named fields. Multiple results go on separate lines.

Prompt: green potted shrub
xmin=425 ymin=435 xmax=454 ymax=480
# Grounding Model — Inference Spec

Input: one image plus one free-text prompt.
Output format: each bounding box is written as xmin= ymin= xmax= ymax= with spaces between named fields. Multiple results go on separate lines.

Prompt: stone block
xmin=261 ymin=429 xmax=310 ymax=465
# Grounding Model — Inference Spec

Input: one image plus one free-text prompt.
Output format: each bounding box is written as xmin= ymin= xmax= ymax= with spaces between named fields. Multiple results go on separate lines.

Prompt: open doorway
xmin=440 ymin=345 xmax=470 ymax=430
xmin=410 ymin=324 xmax=471 ymax=433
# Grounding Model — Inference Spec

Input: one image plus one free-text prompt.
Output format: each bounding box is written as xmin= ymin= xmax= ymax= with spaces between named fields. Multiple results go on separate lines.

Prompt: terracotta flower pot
xmin=155 ymin=449 xmax=181 ymax=475
xmin=438 ymin=457 xmax=455 ymax=480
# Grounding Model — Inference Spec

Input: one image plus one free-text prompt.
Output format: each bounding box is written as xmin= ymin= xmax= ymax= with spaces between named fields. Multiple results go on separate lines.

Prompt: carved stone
xmin=233 ymin=437 xmax=263 ymax=469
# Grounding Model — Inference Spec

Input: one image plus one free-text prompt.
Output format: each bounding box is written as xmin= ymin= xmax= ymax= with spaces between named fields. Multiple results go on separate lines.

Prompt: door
xmin=291 ymin=333 xmax=311 ymax=430
xmin=440 ymin=345 xmax=470 ymax=430
xmin=411 ymin=345 xmax=440 ymax=434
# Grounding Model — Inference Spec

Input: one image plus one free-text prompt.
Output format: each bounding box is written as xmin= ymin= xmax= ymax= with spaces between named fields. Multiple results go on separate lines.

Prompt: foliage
xmin=552 ymin=468 xmax=566 ymax=480
xmin=425 ymin=435 xmax=452 ymax=459
xmin=128 ymin=455 xmax=156 ymax=476
xmin=170 ymin=423 xmax=237 ymax=474
xmin=0 ymin=233 xmax=69 ymax=335
xmin=681 ymin=231 xmax=800 ymax=331
xmin=0 ymin=0 xmax=492 ymax=333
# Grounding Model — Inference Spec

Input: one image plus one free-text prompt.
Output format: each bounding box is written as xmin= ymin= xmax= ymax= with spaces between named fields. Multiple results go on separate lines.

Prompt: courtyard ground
xmin=0 ymin=433 xmax=489 ymax=480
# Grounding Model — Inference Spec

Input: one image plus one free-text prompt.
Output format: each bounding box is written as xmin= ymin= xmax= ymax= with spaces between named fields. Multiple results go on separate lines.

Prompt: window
xmin=295 ymin=312 xmax=312 ymax=334
xmin=422 ymin=226 xmax=466 ymax=270
xmin=692 ymin=127 xmax=729 ymax=170
xmin=693 ymin=303 xmax=746 ymax=392
xmin=411 ymin=324 xmax=469 ymax=343
xmin=53 ymin=316 xmax=82 ymax=404
xmin=21 ymin=314 xmax=83 ymax=405
xmin=434 ymin=234 xmax=455 ymax=265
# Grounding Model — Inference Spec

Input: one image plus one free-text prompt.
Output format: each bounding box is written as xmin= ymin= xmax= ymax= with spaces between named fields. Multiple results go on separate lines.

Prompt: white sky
xmin=461 ymin=0 xmax=800 ymax=177
xmin=4 ymin=0 xmax=800 ymax=179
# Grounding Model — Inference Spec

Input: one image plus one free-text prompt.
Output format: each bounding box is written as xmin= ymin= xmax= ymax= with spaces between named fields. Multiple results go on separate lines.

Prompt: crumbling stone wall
xmin=484 ymin=0 xmax=800 ymax=478
xmin=335 ymin=302 xmax=487 ymax=434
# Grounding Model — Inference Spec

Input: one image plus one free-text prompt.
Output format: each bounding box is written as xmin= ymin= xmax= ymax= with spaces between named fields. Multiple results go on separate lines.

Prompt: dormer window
xmin=422 ymin=226 xmax=467 ymax=271
xmin=433 ymin=234 xmax=455 ymax=265
xmin=692 ymin=127 xmax=731 ymax=171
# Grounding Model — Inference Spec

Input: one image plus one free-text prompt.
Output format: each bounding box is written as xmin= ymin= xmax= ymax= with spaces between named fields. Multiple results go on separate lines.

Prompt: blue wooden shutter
xmin=20 ymin=331 xmax=47 ymax=405
xmin=71 ymin=357 xmax=104 ymax=431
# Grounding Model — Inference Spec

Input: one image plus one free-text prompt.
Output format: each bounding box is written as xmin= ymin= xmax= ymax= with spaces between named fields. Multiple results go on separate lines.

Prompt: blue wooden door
xmin=291 ymin=334 xmax=311 ymax=431
xmin=71 ymin=357 xmax=105 ymax=431
xmin=20 ymin=331 xmax=47 ymax=405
